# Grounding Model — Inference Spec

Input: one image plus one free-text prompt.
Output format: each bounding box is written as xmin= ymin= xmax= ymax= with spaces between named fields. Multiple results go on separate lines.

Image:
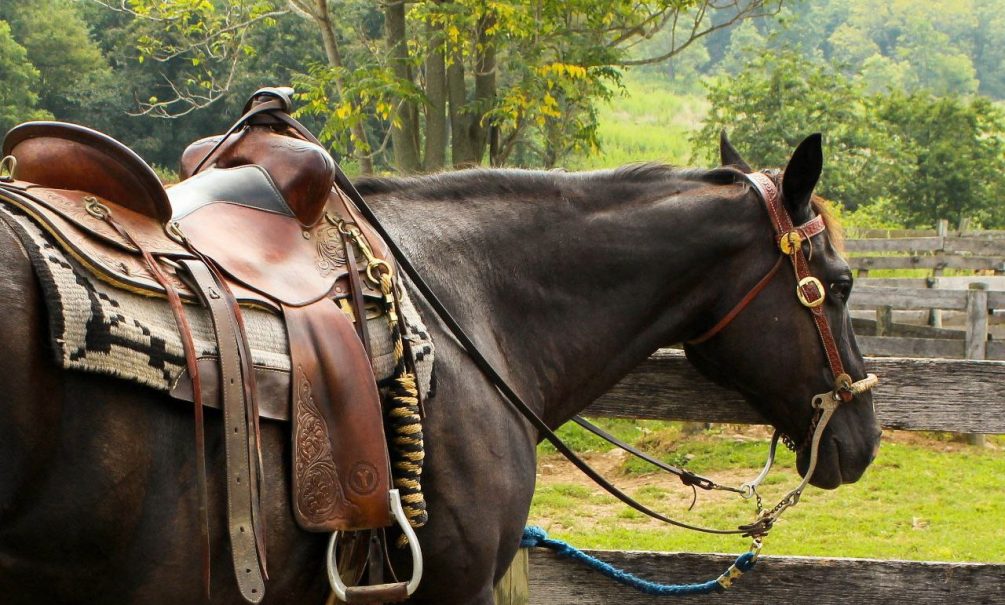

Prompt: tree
xmin=0 ymin=21 xmax=52 ymax=134
xmin=874 ymin=93 xmax=1005 ymax=228
xmin=695 ymin=47 xmax=1005 ymax=228
xmin=692 ymin=49 xmax=901 ymax=211
xmin=1 ymin=1 xmax=117 ymax=128
xmin=115 ymin=0 xmax=784 ymax=173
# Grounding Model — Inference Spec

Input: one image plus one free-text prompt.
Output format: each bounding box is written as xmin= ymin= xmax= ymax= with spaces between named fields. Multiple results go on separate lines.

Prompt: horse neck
xmin=363 ymin=168 xmax=763 ymax=427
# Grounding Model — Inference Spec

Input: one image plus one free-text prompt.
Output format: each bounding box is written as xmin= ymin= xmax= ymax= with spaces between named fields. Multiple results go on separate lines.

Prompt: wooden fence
xmin=522 ymin=350 xmax=1005 ymax=604
xmin=846 ymin=219 xmax=1005 ymax=277
xmin=845 ymin=221 xmax=1005 ymax=363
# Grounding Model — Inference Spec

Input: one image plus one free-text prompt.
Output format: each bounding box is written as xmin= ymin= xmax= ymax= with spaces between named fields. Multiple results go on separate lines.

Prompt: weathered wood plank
xmin=987 ymin=341 xmax=1005 ymax=359
xmin=931 ymin=275 xmax=1005 ymax=290
xmin=944 ymin=236 xmax=1005 ymax=255
xmin=849 ymin=287 xmax=968 ymax=310
xmin=854 ymin=278 xmax=930 ymax=289
xmin=847 ymin=256 xmax=1005 ymax=272
xmin=529 ymin=550 xmax=1005 ymax=605
xmin=986 ymin=291 xmax=1005 ymax=308
xmin=591 ymin=349 xmax=1005 ymax=433
xmin=856 ymin=335 xmax=966 ymax=359
xmin=851 ymin=317 xmax=965 ymax=339
xmin=844 ymin=237 xmax=942 ymax=253
xmin=966 ymin=285 xmax=989 ymax=360
xmin=846 ymin=228 xmax=937 ymax=239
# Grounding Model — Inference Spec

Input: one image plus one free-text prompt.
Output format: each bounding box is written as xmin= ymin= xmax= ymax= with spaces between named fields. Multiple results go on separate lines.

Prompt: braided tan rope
xmin=379 ymin=272 xmax=428 ymax=545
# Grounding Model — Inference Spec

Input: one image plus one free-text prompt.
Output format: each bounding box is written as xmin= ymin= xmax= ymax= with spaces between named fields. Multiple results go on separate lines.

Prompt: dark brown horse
xmin=0 ymin=134 xmax=880 ymax=604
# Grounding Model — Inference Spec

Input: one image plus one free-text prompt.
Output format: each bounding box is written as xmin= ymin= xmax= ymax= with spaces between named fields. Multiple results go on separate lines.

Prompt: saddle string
xmin=87 ymin=200 xmax=213 ymax=596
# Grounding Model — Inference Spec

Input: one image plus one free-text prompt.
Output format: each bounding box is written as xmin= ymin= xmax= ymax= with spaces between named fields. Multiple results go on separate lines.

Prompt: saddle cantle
xmin=0 ymin=87 xmax=423 ymax=604
xmin=2 ymin=121 xmax=172 ymax=223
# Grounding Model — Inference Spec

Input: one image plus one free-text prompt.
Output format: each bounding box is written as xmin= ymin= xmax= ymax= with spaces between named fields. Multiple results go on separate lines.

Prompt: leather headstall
xmin=688 ymin=171 xmax=854 ymax=404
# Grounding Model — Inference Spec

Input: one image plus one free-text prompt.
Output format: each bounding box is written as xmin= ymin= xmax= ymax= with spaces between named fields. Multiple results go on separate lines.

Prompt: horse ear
xmin=719 ymin=130 xmax=752 ymax=172
xmin=781 ymin=133 xmax=823 ymax=217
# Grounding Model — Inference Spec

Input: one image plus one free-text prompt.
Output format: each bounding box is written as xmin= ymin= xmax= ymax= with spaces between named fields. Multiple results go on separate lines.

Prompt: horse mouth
xmin=797 ymin=430 xmax=881 ymax=489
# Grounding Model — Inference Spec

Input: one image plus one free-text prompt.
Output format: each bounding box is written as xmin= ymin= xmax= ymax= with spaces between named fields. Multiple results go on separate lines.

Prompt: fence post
xmin=928 ymin=220 xmax=949 ymax=327
xmin=964 ymin=283 xmax=988 ymax=447
xmin=875 ymin=305 xmax=893 ymax=336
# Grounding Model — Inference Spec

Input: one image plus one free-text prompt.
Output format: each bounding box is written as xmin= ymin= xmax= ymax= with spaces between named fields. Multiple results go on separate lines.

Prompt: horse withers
xmin=0 ymin=130 xmax=879 ymax=603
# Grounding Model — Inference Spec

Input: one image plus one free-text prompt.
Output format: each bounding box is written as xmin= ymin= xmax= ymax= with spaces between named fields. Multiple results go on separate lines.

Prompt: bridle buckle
xmin=796 ymin=276 xmax=825 ymax=308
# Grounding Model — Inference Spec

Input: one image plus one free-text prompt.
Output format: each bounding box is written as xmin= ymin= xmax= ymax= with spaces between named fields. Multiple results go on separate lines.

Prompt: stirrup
xmin=326 ymin=489 xmax=423 ymax=603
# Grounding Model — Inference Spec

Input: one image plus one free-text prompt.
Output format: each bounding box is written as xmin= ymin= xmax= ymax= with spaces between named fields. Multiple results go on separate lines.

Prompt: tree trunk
xmin=423 ymin=4 xmax=447 ymax=171
xmin=385 ymin=0 xmax=420 ymax=173
xmin=447 ymin=43 xmax=477 ymax=167
xmin=310 ymin=0 xmax=374 ymax=174
xmin=472 ymin=12 xmax=496 ymax=165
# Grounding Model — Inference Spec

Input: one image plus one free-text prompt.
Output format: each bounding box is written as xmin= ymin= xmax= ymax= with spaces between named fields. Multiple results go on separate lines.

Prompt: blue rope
xmin=520 ymin=526 xmax=758 ymax=596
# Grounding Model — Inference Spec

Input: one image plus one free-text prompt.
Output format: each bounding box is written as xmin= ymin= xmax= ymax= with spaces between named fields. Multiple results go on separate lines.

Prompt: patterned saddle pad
xmin=0 ymin=205 xmax=434 ymax=403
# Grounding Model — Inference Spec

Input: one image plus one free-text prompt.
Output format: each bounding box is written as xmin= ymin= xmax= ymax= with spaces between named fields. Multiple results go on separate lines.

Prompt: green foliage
xmin=703 ymin=0 xmax=1003 ymax=100
xmin=1 ymin=1 xmax=117 ymax=127
xmin=874 ymin=92 xmax=1005 ymax=227
xmin=693 ymin=48 xmax=1005 ymax=228
xmin=127 ymin=0 xmax=283 ymax=115
xmin=0 ymin=21 xmax=52 ymax=133
xmin=693 ymin=49 xmax=903 ymax=211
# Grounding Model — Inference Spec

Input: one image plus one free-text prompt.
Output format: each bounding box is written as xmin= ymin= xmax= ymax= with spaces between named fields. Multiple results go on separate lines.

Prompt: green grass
xmin=566 ymin=76 xmax=708 ymax=170
xmin=530 ymin=429 xmax=1005 ymax=562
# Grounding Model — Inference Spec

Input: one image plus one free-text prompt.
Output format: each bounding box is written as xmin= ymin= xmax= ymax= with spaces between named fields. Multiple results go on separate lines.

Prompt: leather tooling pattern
xmin=314 ymin=224 xmax=346 ymax=276
xmin=294 ymin=364 xmax=348 ymax=522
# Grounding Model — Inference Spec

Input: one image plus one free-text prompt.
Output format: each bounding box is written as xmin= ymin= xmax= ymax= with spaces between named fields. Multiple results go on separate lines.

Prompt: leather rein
xmin=334 ymin=163 xmax=877 ymax=538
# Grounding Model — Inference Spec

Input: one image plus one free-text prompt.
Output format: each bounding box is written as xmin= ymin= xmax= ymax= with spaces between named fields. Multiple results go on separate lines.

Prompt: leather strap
xmin=181 ymin=259 xmax=266 ymax=604
xmin=747 ymin=172 xmax=851 ymax=400
xmin=96 ymin=210 xmax=212 ymax=596
xmin=188 ymin=248 xmax=270 ymax=575
xmin=571 ymin=416 xmax=741 ymax=493
xmin=342 ymin=229 xmax=372 ymax=357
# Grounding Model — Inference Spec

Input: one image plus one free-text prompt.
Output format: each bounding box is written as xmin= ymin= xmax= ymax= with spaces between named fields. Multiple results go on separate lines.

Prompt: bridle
xmin=681 ymin=169 xmax=879 ymax=528
xmin=688 ymin=170 xmax=878 ymax=451
xmin=334 ymin=163 xmax=878 ymax=542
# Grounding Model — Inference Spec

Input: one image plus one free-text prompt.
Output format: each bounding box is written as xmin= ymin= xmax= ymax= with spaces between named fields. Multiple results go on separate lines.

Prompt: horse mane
xmin=354 ymin=163 xmax=844 ymax=250
xmin=354 ymin=163 xmax=739 ymax=199
xmin=811 ymin=195 xmax=844 ymax=252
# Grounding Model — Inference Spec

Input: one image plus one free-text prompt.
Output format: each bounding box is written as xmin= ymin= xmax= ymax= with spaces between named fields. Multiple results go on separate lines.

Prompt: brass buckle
xmin=796 ymin=276 xmax=825 ymax=308
xmin=0 ymin=156 xmax=16 ymax=182
xmin=778 ymin=231 xmax=802 ymax=255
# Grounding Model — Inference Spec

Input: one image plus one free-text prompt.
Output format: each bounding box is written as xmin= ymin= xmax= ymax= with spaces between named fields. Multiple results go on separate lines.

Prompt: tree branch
xmin=618 ymin=0 xmax=783 ymax=66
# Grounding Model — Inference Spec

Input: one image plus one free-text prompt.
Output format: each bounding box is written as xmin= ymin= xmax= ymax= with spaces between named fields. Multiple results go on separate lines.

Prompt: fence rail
xmin=522 ymin=349 xmax=1005 ymax=603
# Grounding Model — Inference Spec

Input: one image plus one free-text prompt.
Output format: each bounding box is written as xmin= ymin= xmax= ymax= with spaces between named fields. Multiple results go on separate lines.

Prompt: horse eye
xmin=830 ymin=279 xmax=852 ymax=302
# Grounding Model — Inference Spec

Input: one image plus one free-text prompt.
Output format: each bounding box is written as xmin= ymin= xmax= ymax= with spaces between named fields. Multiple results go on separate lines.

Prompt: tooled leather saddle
xmin=0 ymin=87 xmax=418 ymax=604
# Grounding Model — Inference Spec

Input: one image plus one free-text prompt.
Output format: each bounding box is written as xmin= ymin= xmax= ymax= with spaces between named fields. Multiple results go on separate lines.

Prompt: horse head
xmin=684 ymin=132 xmax=881 ymax=489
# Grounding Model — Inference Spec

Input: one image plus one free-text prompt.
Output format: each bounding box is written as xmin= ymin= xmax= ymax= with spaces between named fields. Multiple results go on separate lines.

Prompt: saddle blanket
xmin=0 ymin=205 xmax=434 ymax=400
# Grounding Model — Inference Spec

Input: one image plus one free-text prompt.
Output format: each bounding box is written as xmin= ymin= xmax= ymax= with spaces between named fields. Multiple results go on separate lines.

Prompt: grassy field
xmin=529 ymin=421 xmax=1005 ymax=562
xmin=566 ymin=76 xmax=708 ymax=170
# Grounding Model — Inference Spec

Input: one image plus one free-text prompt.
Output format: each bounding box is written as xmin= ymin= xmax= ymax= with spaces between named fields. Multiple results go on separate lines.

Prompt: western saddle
xmin=0 ymin=87 xmax=421 ymax=604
